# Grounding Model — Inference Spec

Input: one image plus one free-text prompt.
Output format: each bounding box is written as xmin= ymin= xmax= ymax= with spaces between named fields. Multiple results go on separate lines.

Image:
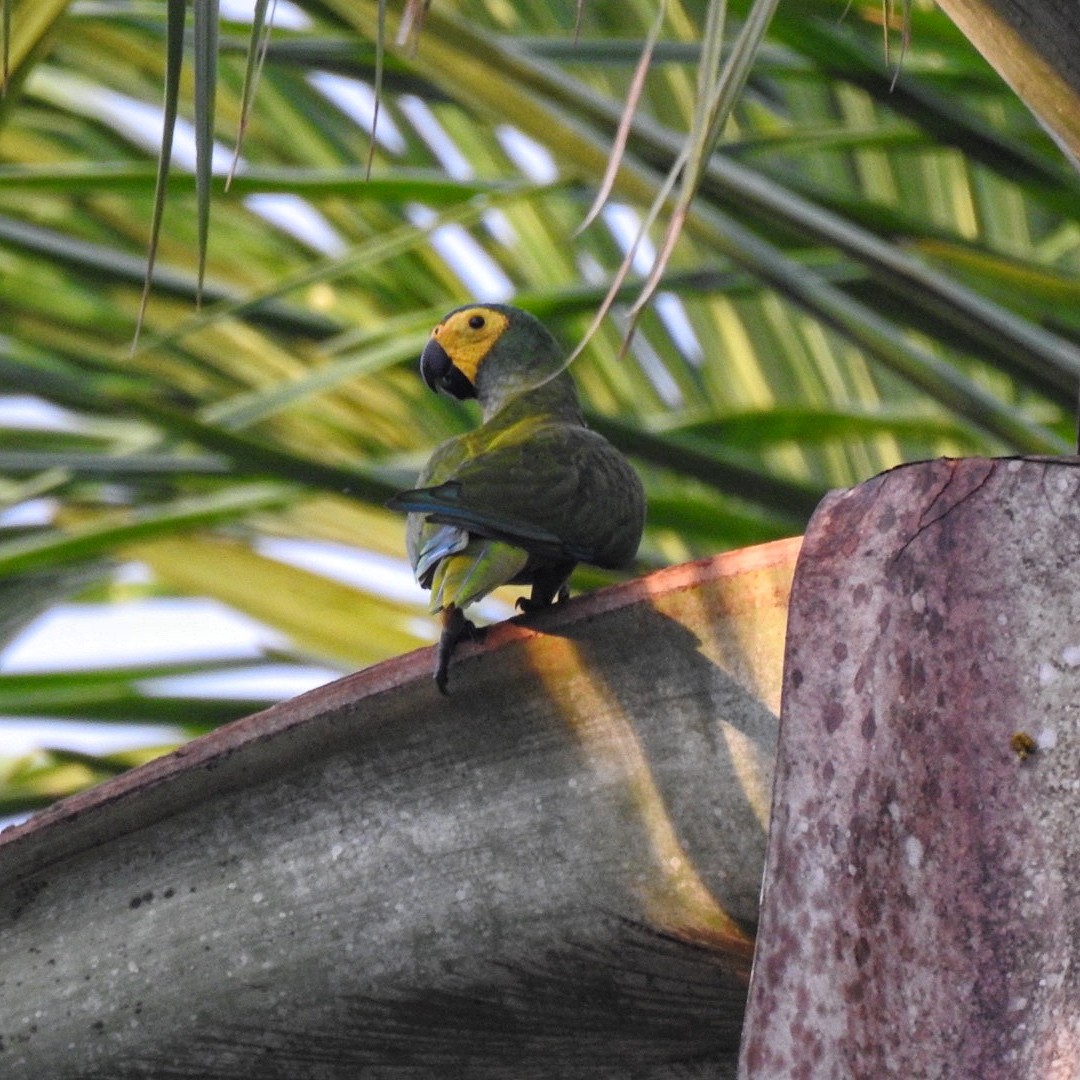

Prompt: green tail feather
xmin=429 ymin=540 xmax=530 ymax=612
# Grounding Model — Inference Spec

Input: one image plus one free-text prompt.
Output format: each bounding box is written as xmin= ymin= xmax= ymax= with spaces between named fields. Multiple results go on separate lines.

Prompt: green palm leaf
xmin=0 ymin=0 xmax=1076 ymax=813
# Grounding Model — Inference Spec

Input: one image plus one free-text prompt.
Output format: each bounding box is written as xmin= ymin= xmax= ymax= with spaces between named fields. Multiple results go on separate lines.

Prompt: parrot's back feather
xmin=396 ymin=416 xmax=644 ymax=573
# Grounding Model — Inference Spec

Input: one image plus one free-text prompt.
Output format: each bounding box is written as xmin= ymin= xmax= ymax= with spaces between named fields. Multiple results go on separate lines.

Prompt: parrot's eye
xmin=468 ymin=315 xmax=486 ymax=329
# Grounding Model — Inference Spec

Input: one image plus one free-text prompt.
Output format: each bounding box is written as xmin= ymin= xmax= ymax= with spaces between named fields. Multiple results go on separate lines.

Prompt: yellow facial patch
xmin=430 ymin=307 xmax=510 ymax=386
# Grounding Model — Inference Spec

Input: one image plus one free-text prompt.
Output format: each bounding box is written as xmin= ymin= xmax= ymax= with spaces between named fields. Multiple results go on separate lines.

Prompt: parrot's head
xmin=420 ymin=304 xmax=569 ymax=416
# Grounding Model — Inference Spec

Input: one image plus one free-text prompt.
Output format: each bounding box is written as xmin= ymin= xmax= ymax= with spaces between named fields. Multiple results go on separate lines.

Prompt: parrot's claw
xmin=515 ymin=584 xmax=569 ymax=613
xmin=434 ymin=606 xmax=480 ymax=694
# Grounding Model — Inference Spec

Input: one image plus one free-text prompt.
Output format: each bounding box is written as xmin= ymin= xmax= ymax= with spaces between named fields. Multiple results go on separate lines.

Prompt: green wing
xmin=387 ymin=421 xmax=645 ymax=571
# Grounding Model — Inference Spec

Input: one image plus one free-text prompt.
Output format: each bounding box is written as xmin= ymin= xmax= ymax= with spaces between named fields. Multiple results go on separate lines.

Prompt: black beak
xmin=420 ymin=338 xmax=476 ymax=400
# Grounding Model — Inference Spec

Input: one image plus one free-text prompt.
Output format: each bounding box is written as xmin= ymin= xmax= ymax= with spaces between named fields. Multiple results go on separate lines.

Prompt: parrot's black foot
xmin=515 ymin=586 xmax=568 ymax=614
xmin=434 ymin=606 xmax=481 ymax=694
xmin=516 ymin=563 xmax=573 ymax=614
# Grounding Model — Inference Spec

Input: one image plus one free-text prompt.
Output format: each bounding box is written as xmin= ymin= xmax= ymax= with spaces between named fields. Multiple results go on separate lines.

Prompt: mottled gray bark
xmin=740 ymin=458 xmax=1080 ymax=1078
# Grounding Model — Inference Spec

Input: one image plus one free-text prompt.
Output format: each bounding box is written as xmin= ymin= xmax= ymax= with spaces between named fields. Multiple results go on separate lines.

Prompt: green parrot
xmin=386 ymin=303 xmax=646 ymax=693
